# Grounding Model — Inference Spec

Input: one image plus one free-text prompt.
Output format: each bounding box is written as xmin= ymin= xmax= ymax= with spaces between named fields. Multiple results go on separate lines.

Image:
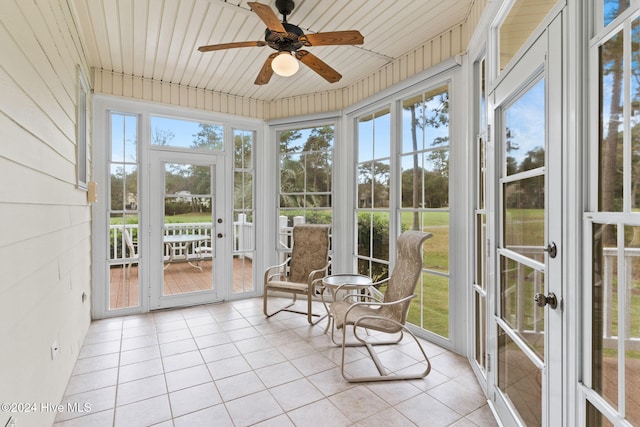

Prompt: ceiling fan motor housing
xmin=265 ymin=22 xmax=304 ymax=52
xmin=275 ymin=0 xmax=295 ymax=17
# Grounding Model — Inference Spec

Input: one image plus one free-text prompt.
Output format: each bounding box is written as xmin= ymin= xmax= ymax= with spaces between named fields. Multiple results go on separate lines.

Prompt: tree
xmin=110 ymin=166 xmax=138 ymax=211
xmin=505 ymin=127 xmax=519 ymax=175
xmin=279 ymin=126 xmax=333 ymax=210
xmin=403 ymin=89 xmax=450 ymax=227
xmin=279 ymin=129 xmax=302 ymax=154
xmin=358 ymin=161 xmax=390 ymax=207
xmin=192 ymin=123 xmax=223 ymax=150
xmin=304 ymin=126 xmax=333 ymax=195
xmin=151 ymin=128 xmax=174 ymax=146
xmin=402 ymin=168 xmax=448 ymax=208
xmin=601 ymin=31 xmax=624 ymax=221
xmin=234 ymin=132 xmax=253 ymax=213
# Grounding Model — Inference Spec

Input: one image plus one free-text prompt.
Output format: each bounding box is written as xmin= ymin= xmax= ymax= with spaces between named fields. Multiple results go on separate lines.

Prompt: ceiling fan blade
xmin=255 ymin=53 xmax=278 ymax=85
xmin=198 ymin=41 xmax=266 ymax=52
xmin=295 ymin=50 xmax=342 ymax=83
xmin=247 ymin=2 xmax=286 ymax=33
xmin=300 ymin=30 xmax=364 ymax=46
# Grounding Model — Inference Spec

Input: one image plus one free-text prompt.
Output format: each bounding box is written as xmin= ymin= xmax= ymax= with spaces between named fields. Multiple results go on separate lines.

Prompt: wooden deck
xmin=109 ymin=257 xmax=253 ymax=310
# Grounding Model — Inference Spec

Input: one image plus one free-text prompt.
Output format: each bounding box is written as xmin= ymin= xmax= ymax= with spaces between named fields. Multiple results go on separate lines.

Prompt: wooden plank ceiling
xmin=70 ymin=0 xmax=474 ymax=102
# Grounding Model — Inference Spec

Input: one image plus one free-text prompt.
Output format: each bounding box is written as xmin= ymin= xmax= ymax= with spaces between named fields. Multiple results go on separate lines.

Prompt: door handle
xmin=543 ymin=242 xmax=557 ymax=258
xmin=534 ymin=292 xmax=558 ymax=309
xmin=217 ymin=233 xmax=223 ymax=238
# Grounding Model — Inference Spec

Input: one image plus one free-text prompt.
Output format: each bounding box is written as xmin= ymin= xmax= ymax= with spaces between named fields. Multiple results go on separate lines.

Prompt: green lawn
xmin=163 ymin=213 xmax=212 ymax=223
xmin=110 ymin=212 xmax=212 ymax=225
xmin=398 ymin=211 xmax=450 ymax=337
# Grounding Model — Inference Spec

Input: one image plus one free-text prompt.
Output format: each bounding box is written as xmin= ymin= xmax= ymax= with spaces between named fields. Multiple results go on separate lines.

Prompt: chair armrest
xmin=340 ymin=292 xmax=383 ymax=304
xmin=343 ymin=293 xmax=416 ymax=316
xmin=307 ymin=260 xmax=331 ymax=293
xmin=264 ymin=258 xmax=292 ymax=283
xmin=371 ymin=278 xmax=389 ymax=288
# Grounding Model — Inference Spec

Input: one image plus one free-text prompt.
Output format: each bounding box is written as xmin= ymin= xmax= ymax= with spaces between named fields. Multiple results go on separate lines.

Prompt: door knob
xmin=534 ymin=292 xmax=558 ymax=309
xmin=217 ymin=233 xmax=223 ymax=238
xmin=543 ymin=242 xmax=557 ymax=258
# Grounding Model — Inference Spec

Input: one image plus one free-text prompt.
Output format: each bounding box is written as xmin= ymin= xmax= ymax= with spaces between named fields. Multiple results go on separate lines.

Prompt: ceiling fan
xmin=197 ymin=0 xmax=364 ymax=85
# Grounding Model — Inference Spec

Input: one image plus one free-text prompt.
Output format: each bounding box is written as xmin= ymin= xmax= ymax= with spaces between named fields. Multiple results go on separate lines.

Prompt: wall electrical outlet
xmin=50 ymin=340 xmax=59 ymax=360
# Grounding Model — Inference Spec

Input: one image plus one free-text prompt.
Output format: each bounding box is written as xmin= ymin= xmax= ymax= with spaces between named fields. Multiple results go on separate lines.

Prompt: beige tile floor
xmin=54 ymin=298 xmax=499 ymax=427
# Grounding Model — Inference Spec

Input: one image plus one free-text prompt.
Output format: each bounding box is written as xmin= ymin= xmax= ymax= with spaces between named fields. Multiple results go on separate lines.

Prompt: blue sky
xmin=504 ymin=79 xmax=545 ymax=168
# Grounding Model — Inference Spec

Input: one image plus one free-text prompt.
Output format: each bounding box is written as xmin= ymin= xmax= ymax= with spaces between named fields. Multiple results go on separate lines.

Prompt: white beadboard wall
xmin=0 ymin=1 xmax=92 ymax=426
xmin=93 ymin=17 xmax=479 ymax=120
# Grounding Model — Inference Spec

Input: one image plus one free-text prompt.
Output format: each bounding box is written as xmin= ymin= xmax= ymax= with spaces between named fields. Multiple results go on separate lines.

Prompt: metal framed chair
xmin=331 ymin=230 xmax=433 ymax=382
xmin=263 ymin=224 xmax=331 ymax=324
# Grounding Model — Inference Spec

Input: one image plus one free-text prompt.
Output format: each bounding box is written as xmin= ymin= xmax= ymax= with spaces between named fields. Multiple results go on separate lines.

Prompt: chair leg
xmin=263 ymin=289 xmax=296 ymax=318
xmin=306 ymin=293 xmax=328 ymax=325
xmin=262 ymin=289 xmax=328 ymax=324
xmin=340 ymin=321 xmax=431 ymax=383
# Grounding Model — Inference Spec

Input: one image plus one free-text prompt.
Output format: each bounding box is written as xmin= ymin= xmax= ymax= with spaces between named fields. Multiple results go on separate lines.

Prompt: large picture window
xmin=356 ymin=108 xmax=391 ymax=281
xmin=401 ymin=85 xmax=451 ymax=338
xmin=353 ymin=84 xmax=452 ymax=340
xmin=277 ymin=124 xmax=334 ymax=254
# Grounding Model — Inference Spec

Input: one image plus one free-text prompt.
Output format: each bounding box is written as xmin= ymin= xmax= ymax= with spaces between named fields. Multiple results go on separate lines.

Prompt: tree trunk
xmin=411 ymin=106 xmax=420 ymax=230
xmin=601 ymin=53 xmax=623 ymax=246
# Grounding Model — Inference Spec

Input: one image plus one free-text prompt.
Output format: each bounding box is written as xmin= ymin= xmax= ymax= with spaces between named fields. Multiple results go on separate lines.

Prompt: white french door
xmin=149 ymin=150 xmax=227 ymax=309
xmin=488 ymin=15 xmax=563 ymax=426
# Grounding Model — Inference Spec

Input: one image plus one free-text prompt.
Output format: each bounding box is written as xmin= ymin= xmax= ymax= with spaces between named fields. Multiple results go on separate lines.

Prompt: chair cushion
xmin=265 ymin=279 xmax=308 ymax=293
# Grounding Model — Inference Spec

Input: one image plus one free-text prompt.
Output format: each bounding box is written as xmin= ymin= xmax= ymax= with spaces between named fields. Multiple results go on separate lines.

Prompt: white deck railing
xmin=602 ymin=247 xmax=640 ymax=350
xmin=109 ymin=215 xmax=257 ymax=262
xmin=504 ymin=246 xmax=640 ymax=350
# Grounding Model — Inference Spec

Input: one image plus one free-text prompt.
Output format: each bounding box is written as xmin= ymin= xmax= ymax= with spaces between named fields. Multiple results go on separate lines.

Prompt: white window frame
xmin=344 ymin=57 xmax=466 ymax=351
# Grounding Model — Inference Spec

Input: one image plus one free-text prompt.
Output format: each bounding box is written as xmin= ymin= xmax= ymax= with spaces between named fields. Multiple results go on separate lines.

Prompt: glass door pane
xmin=400 ymin=87 xmax=451 ymax=340
xmin=498 ymin=326 xmax=543 ymax=425
xmin=162 ymin=162 xmax=214 ymax=296
xmin=232 ymin=129 xmax=255 ymax=296
xmin=108 ymin=113 xmax=140 ymax=311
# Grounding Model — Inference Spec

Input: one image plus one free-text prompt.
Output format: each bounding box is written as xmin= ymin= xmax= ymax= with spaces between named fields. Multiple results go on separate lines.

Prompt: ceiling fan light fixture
xmin=271 ymin=51 xmax=299 ymax=77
